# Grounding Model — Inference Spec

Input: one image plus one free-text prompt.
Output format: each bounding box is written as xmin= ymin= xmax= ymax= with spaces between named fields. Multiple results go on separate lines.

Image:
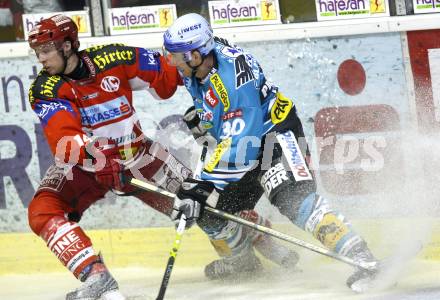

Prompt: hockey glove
xmin=86 ymin=138 xmax=125 ymax=191
xmin=171 ymin=178 xmax=219 ymax=229
xmin=183 ymin=106 xmax=208 ymax=142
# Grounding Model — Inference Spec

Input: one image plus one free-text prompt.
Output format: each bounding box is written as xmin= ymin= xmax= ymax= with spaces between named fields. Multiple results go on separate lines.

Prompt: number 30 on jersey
xmin=220 ymin=118 xmax=245 ymax=139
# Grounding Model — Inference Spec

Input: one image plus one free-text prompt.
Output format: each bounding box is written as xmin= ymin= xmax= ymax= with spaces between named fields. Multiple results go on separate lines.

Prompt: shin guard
xmin=206 ymin=210 xmax=255 ymax=258
xmin=296 ymin=193 xmax=364 ymax=256
xmin=40 ymin=216 xmax=98 ymax=280
xmin=208 ymin=221 xmax=251 ymax=258
xmin=208 ymin=209 xmax=274 ymax=257
xmin=208 ymin=209 xmax=299 ymax=269
xmin=239 ymin=210 xmax=299 ymax=268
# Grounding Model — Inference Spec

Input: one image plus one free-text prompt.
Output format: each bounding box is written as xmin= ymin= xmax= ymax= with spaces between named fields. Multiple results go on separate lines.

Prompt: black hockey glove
xmin=183 ymin=106 xmax=207 ymax=142
xmin=171 ymin=178 xmax=219 ymax=229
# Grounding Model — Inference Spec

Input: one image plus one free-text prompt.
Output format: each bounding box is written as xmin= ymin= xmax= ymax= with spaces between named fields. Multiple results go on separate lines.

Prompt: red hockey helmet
xmin=28 ymin=14 xmax=80 ymax=50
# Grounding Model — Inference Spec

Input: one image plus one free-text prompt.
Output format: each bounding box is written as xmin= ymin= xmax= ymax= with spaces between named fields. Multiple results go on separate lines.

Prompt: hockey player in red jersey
xmin=27 ymin=14 xmax=191 ymax=300
xmin=27 ymin=15 xmax=299 ymax=300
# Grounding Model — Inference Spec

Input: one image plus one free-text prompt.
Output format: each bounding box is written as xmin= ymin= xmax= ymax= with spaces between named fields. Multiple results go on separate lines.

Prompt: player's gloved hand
xmin=171 ymin=178 xmax=219 ymax=229
xmin=86 ymin=138 xmax=125 ymax=191
xmin=183 ymin=106 xmax=208 ymax=142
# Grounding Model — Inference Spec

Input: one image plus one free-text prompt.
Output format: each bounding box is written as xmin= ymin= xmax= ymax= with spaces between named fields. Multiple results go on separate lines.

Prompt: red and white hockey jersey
xmin=29 ymin=43 xmax=182 ymax=166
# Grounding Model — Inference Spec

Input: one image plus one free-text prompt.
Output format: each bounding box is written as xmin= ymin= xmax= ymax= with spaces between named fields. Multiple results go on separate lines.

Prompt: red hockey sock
xmin=39 ymin=216 xmax=98 ymax=279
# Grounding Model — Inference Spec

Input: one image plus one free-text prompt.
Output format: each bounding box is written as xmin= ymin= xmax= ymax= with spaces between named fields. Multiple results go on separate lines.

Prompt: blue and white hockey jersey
xmin=183 ymin=38 xmax=294 ymax=190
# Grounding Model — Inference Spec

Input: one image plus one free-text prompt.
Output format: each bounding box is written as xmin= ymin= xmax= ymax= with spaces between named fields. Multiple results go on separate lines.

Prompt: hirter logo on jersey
xmin=205 ymin=88 xmax=219 ymax=108
xmin=101 ymin=76 xmax=120 ymax=92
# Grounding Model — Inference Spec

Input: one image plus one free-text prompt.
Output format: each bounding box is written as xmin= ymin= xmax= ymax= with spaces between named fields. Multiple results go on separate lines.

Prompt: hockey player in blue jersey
xmin=163 ymin=13 xmax=379 ymax=291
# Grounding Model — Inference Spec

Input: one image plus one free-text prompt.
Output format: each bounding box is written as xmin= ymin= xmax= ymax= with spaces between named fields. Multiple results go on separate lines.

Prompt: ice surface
xmin=2 ymin=259 xmax=439 ymax=300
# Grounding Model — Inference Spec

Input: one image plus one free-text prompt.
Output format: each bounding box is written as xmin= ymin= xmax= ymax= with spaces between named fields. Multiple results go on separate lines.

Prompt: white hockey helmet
xmin=163 ymin=13 xmax=214 ymax=63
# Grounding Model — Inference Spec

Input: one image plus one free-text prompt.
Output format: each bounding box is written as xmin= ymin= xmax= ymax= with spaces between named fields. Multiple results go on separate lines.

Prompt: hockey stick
xmin=154 ymin=144 xmax=208 ymax=299
xmin=129 ymin=178 xmax=376 ymax=271
xmin=156 ymin=214 xmax=186 ymax=300
xmin=193 ymin=141 xmax=209 ymax=180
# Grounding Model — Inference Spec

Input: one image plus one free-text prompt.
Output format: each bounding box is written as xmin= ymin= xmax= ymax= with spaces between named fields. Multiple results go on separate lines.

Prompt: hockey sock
xmin=296 ymin=193 xmax=364 ymax=255
xmin=208 ymin=218 xmax=253 ymax=258
xmin=39 ymin=216 xmax=98 ymax=280
xmin=240 ymin=210 xmax=299 ymax=266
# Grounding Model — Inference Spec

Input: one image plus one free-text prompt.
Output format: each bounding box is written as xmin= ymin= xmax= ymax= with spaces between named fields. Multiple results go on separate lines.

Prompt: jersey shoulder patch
xmin=138 ymin=48 xmax=161 ymax=72
xmin=85 ymin=43 xmax=137 ymax=71
xmin=29 ymin=71 xmax=65 ymax=104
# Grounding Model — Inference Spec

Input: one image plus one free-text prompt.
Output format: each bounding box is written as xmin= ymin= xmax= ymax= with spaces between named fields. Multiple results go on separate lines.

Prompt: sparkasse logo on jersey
xmin=80 ymin=96 xmax=131 ymax=126
xmin=101 ymin=76 xmax=120 ymax=92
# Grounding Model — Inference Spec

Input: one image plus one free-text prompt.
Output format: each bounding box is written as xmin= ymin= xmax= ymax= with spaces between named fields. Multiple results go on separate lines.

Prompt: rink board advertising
xmin=208 ymin=0 xmax=282 ymax=28
xmin=315 ymin=0 xmax=390 ymax=21
xmin=412 ymin=0 xmax=440 ymax=14
xmin=22 ymin=11 xmax=92 ymax=40
xmin=108 ymin=4 xmax=177 ymax=35
xmin=428 ymin=48 xmax=440 ymax=122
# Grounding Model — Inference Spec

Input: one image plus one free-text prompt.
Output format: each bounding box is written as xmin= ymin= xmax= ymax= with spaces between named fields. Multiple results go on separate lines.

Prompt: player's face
xmin=163 ymin=48 xmax=193 ymax=77
xmin=174 ymin=59 xmax=194 ymax=78
xmin=34 ymin=42 xmax=64 ymax=75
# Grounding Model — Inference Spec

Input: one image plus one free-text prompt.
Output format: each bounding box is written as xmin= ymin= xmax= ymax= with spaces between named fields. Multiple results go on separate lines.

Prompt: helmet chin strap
xmin=186 ymin=50 xmax=205 ymax=76
xmin=58 ymin=47 xmax=75 ymax=74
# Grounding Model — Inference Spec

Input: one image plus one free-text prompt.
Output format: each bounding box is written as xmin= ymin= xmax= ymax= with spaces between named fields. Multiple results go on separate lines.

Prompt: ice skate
xmin=346 ymin=242 xmax=380 ymax=293
xmin=254 ymin=236 xmax=300 ymax=270
xmin=279 ymin=250 xmax=300 ymax=269
xmin=66 ymin=262 xmax=125 ymax=300
xmin=347 ymin=263 xmax=380 ymax=293
xmin=205 ymin=249 xmax=263 ymax=280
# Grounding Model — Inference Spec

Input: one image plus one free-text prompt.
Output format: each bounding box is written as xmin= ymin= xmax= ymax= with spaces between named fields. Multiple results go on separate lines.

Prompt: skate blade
xmin=350 ymin=261 xmax=400 ymax=293
xmin=350 ymin=278 xmax=375 ymax=293
xmin=101 ymin=290 xmax=126 ymax=300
